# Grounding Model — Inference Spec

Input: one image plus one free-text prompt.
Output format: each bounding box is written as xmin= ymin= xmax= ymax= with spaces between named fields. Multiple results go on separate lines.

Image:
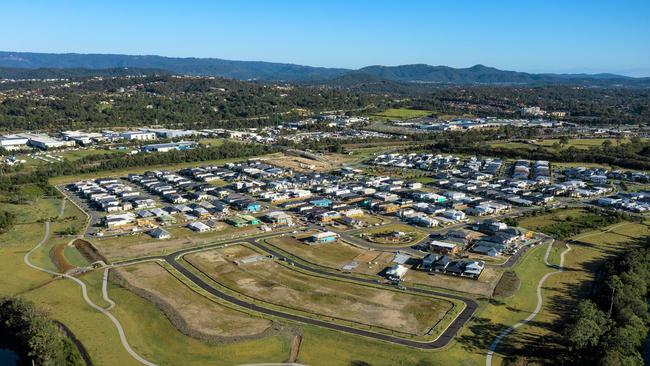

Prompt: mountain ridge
xmin=1 ymin=51 xmax=647 ymax=86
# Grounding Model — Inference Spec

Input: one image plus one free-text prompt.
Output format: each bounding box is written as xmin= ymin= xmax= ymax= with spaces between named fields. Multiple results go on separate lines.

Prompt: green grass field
xmin=516 ymin=208 xmax=586 ymax=231
xmin=369 ymin=108 xmax=432 ymax=120
xmin=358 ymin=223 xmax=428 ymax=246
xmin=486 ymin=220 xmax=649 ymax=365
xmin=490 ymin=137 xmax=647 ymax=152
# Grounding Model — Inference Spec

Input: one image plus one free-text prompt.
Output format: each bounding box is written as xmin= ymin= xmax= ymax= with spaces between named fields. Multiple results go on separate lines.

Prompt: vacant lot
xmin=405 ymin=266 xmax=502 ymax=297
xmin=93 ymin=225 xmax=260 ymax=261
xmin=357 ymin=223 xmax=428 ymax=246
xmin=262 ymin=153 xmax=344 ymax=172
xmin=115 ymin=262 xmax=274 ymax=339
xmin=186 ymin=245 xmax=453 ymax=336
xmin=266 ymin=235 xmax=365 ymax=269
xmin=516 ymin=208 xmax=587 ymax=231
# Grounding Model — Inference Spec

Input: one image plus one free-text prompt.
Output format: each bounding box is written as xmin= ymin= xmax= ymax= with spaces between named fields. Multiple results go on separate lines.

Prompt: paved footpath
xmin=485 ymin=240 xmax=571 ymax=366
xmin=24 ymin=221 xmax=158 ymax=366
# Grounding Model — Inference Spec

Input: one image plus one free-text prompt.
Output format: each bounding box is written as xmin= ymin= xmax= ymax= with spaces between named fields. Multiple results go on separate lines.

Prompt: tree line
xmin=0 ymin=297 xmax=84 ymax=366
xmin=562 ymin=236 xmax=649 ymax=365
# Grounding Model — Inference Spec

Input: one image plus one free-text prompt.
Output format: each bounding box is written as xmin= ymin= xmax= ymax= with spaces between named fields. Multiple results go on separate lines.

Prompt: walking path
xmin=485 ymin=240 xmax=571 ymax=366
xmin=23 ymin=221 xmax=157 ymax=366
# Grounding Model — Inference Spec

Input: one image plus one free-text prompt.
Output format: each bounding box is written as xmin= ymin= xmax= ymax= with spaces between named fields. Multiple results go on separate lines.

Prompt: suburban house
xmin=187 ymin=221 xmax=211 ymax=232
xmin=429 ymin=240 xmax=458 ymax=254
xmin=148 ymin=227 xmax=171 ymax=239
xmin=385 ymin=264 xmax=409 ymax=281
xmin=265 ymin=211 xmax=293 ymax=226
xmin=308 ymin=231 xmax=339 ymax=244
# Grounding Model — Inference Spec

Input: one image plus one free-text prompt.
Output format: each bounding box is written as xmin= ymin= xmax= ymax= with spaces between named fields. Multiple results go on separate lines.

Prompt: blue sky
xmin=2 ymin=0 xmax=649 ymax=76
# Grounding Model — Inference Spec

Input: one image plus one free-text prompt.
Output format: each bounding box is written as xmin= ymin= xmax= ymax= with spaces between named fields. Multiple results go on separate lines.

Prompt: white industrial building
xmin=61 ymin=130 xmax=105 ymax=145
xmin=0 ymin=135 xmax=29 ymax=150
xmin=17 ymin=133 xmax=75 ymax=150
xmin=119 ymin=131 xmax=157 ymax=141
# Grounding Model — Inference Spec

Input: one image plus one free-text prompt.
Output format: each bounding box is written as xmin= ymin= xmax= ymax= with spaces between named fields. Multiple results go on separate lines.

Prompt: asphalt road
xmin=117 ymin=233 xmax=479 ymax=349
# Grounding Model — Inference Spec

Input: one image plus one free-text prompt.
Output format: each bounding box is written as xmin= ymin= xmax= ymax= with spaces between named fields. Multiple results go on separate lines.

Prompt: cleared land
xmin=265 ymin=235 xmax=501 ymax=296
xmin=186 ymin=245 xmax=454 ymax=336
xmin=114 ymin=262 xmax=275 ymax=339
xmin=261 ymin=152 xmax=348 ymax=172
xmin=92 ymin=225 xmax=260 ymax=261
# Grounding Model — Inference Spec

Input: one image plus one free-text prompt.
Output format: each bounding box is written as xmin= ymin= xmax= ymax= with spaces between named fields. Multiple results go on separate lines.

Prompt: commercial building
xmin=119 ymin=131 xmax=157 ymax=141
xmin=142 ymin=128 xmax=198 ymax=139
xmin=0 ymin=135 xmax=29 ymax=150
xmin=18 ymin=133 xmax=74 ymax=150
xmin=141 ymin=141 xmax=197 ymax=153
xmin=60 ymin=130 xmax=105 ymax=145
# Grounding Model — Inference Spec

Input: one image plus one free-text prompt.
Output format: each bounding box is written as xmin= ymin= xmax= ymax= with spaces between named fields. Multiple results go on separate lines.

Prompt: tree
xmin=564 ymin=300 xmax=609 ymax=352
xmin=602 ymin=139 xmax=613 ymax=149
xmin=559 ymin=136 xmax=569 ymax=145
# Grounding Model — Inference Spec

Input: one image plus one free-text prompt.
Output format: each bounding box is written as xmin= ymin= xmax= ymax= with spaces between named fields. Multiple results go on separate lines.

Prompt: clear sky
xmin=2 ymin=0 xmax=649 ymax=76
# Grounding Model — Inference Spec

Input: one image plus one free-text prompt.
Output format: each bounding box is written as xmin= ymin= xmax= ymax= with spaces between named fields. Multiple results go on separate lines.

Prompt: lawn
xmin=108 ymin=281 xmax=291 ymax=366
xmin=114 ymin=262 xmax=276 ymax=339
xmin=490 ymin=138 xmax=647 ymax=153
xmin=198 ymin=138 xmax=227 ymax=147
xmin=535 ymin=137 xmax=646 ymax=150
xmin=0 ymin=195 xmax=293 ymax=366
xmin=516 ymin=208 xmax=587 ymax=232
xmin=370 ymin=108 xmax=432 ymax=120
xmin=0 ymin=197 xmax=61 ymax=224
xmin=186 ymin=244 xmax=454 ymax=337
xmin=486 ymin=221 xmax=649 ymax=365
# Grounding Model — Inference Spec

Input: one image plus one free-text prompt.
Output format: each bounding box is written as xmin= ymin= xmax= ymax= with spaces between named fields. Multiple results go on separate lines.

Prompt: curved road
xmin=24 ymin=221 xmax=157 ymax=366
xmin=119 ymin=234 xmax=479 ymax=349
xmin=485 ymin=240 xmax=571 ymax=366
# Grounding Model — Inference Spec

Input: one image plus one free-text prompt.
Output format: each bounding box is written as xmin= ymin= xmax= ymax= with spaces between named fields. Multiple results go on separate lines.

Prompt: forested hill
xmin=0 ymin=51 xmax=348 ymax=82
xmin=1 ymin=51 xmax=649 ymax=86
xmin=0 ymin=67 xmax=168 ymax=79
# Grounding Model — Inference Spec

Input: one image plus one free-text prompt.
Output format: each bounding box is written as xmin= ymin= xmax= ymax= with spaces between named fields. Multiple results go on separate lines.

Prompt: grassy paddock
xmin=369 ymin=108 xmax=432 ymax=120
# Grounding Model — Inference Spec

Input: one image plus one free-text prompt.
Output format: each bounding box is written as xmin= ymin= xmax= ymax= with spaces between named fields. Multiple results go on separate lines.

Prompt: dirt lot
xmin=261 ymin=153 xmax=347 ymax=173
xmin=114 ymin=262 xmax=274 ymax=339
xmin=186 ymin=245 xmax=453 ymax=336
